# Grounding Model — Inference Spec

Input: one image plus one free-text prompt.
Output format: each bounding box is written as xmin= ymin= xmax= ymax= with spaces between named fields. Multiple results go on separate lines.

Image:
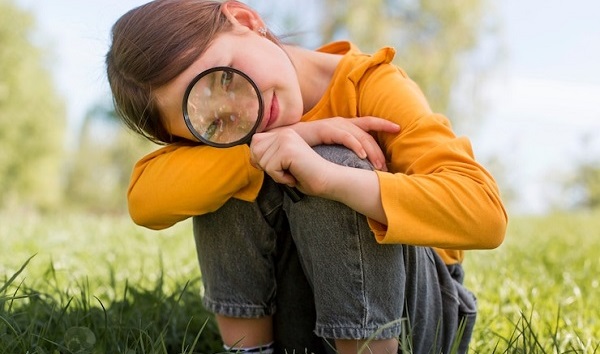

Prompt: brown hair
xmin=106 ymin=0 xmax=232 ymax=144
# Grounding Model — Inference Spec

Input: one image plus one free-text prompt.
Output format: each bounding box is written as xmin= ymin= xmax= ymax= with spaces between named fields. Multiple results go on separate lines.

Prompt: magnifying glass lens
xmin=183 ymin=67 xmax=263 ymax=147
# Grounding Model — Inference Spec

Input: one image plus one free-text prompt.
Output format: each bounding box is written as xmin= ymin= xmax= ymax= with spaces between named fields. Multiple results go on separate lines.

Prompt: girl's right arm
xmin=129 ymin=119 xmax=396 ymax=230
xmin=128 ymin=142 xmax=264 ymax=230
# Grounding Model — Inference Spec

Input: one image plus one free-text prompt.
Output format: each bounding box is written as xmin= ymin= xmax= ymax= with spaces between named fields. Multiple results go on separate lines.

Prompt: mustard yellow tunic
xmin=127 ymin=41 xmax=508 ymax=265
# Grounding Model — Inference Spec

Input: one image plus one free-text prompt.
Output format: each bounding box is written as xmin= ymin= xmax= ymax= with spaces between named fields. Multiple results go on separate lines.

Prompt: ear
xmin=221 ymin=1 xmax=264 ymax=32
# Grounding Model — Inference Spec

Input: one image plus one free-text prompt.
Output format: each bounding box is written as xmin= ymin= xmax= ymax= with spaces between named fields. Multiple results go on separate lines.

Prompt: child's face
xmin=154 ymin=28 xmax=303 ymax=142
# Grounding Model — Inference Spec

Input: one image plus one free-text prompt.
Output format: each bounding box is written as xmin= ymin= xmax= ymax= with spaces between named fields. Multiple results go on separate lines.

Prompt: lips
xmin=265 ymin=93 xmax=278 ymax=130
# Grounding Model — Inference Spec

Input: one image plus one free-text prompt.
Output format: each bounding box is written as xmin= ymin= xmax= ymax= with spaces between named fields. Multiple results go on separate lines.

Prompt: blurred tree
xmin=559 ymin=134 xmax=600 ymax=210
xmin=321 ymin=0 xmax=498 ymax=129
xmin=0 ymin=0 xmax=66 ymax=210
xmin=567 ymin=163 xmax=600 ymax=210
xmin=64 ymin=100 xmax=155 ymax=213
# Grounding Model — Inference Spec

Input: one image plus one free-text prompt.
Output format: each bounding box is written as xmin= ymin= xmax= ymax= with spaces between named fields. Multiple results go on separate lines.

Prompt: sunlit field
xmin=1 ymin=210 xmax=599 ymax=353
xmin=464 ymin=211 xmax=600 ymax=353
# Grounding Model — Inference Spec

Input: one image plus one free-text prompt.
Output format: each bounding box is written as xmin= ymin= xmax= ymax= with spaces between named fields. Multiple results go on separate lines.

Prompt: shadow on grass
xmin=0 ymin=256 xmax=222 ymax=354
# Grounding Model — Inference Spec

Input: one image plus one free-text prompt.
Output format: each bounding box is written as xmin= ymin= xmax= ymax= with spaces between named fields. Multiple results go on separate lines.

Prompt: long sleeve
xmin=355 ymin=60 xmax=507 ymax=251
xmin=127 ymin=143 xmax=264 ymax=230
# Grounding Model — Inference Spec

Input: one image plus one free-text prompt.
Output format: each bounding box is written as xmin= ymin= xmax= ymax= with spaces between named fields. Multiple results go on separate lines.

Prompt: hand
xmin=250 ymin=128 xmax=388 ymax=223
xmin=285 ymin=117 xmax=400 ymax=171
xmin=250 ymin=128 xmax=337 ymax=195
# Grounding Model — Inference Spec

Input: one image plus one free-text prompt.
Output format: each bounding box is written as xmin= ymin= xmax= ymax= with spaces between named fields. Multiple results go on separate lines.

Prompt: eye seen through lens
xmin=183 ymin=67 xmax=263 ymax=147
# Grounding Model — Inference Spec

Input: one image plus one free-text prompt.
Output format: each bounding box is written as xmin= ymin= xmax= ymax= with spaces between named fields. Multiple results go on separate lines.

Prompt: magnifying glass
xmin=183 ymin=66 xmax=303 ymax=201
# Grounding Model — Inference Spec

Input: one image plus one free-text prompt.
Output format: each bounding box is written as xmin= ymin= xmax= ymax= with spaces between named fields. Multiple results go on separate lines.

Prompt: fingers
xmin=359 ymin=134 xmax=388 ymax=171
xmin=256 ymin=118 xmax=398 ymax=174
xmin=323 ymin=119 xmax=390 ymax=171
xmin=345 ymin=131 xmax=387 ymax=171
xmin=250 ymin=130 xmax=299 ymax=186
xmin=346 ymin=117 xmax=399 ymax=171
xmin=349 ymin=116 xmax=400 ymax=134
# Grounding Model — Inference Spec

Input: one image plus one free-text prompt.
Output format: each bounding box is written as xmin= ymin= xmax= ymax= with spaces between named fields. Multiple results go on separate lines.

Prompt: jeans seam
xmin=355 ymin=210 xmax=369 ymax=330
xmin=202 ymin=294 xmax=276 ymax=318
xmin=314 ymin=323 xmax=403 ymax=340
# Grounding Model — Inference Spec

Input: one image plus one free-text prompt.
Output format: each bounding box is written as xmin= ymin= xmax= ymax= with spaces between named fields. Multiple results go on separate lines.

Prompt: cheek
xmin=288 ymin=78 xmax=305 ymax=118
xmin=154 ymin=87 xmax=197 ymax=141
xmin=290 ymin=99 xmax=305 ymax=122
xmin=158 ymin=104 xmax=196 ymax=141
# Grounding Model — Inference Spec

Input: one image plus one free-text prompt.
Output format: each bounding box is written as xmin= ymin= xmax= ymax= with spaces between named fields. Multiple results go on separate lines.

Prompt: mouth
xmin=264 ymin=93 xmax=278 ymax=131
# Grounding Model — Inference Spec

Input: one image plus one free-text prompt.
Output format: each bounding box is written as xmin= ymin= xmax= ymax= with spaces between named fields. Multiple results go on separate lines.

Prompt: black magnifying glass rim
xmin=182 ymin=66 xmax=264 ymax=148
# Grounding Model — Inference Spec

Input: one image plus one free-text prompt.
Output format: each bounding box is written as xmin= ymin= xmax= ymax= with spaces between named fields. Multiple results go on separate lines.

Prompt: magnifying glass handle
xmin=283 ymin=185 xmax=304 ymax=203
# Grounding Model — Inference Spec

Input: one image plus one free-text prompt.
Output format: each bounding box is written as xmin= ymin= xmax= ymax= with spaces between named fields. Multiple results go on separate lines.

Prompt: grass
xmin=0 ymin=212 xmax=221 ymax=353
xmin=464 ymin=210 xmax=600 ymax=353
xmin=1 ymin=209 xmax=599 ymax=353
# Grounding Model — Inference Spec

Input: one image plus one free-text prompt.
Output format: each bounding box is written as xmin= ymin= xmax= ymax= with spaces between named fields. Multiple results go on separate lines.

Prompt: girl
xmin=106 ymin=1 xmax=507 ymax=353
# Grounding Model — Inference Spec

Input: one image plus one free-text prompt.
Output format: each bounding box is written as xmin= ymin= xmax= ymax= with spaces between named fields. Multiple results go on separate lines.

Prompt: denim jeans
xmin=192 ymin=145 xmax=477 ymax=353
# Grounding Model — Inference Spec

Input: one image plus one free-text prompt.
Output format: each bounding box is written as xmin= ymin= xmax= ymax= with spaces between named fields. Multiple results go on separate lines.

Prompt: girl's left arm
xmin=358 ymin=65 xmax=508 ymax=250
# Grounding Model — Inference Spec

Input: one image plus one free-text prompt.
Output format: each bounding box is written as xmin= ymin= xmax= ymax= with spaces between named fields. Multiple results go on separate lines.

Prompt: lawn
xmin=1 ymin=209 xmax=599 ymax=353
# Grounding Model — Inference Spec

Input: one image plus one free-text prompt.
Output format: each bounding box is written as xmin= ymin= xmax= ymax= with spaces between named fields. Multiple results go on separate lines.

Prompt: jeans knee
xmin=312 ymin=145 xmax=374 ymax=170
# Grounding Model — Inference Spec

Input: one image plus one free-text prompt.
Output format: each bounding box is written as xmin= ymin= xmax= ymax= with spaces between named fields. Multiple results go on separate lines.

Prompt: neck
xmin=282 ymin=44 xmax=342 ymax=114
